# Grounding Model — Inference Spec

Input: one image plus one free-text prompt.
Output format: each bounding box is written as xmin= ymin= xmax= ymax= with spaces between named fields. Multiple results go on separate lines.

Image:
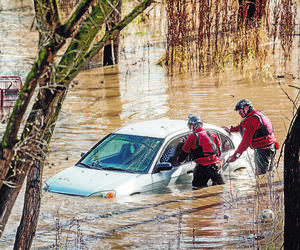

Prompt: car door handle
xmin=187 ymin=170 xmax=193 ymax=174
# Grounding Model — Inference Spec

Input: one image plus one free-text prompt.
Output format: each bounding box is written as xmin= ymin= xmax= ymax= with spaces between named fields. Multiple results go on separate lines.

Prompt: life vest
xmin=190 ymin=131 xmax=218 ymax=160
xmin=240 ymin=110 xmax=274 ymax=142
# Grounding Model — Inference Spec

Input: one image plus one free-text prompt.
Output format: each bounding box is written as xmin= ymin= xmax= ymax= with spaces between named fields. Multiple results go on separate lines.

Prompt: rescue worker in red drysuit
xmin=178 ymin=115 xmax=225 ymax=189
xmin=222 ymin=99 xmax=279 ymax=175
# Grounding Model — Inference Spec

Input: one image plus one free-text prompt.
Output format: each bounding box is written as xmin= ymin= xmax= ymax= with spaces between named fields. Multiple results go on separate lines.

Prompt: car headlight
xmin=89 ymin=190 xmax=116 ymax=199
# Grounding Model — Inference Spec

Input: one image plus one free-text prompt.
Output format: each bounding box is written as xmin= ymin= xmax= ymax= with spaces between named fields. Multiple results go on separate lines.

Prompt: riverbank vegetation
xmin=161 ymin=0 xmax=297 ymax=78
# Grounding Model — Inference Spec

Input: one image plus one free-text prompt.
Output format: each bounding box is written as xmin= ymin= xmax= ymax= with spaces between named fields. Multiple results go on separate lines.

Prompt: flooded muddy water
xmin=0 ymin=0 xmax=298 ymax=249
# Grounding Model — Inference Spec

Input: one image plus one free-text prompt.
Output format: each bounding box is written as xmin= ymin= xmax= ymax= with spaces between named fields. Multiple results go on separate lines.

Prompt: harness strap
xmin=194 ymin=132 xmax=218 ymax=157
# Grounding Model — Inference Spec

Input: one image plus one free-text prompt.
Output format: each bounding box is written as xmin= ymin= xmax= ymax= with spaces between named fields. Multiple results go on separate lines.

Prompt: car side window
xmin=160 ymin=135 xmax=188 ymax=166
xmin=209 ymin=130 xmax=234 ymax=153
xmin=221 ymin=135 xmax=234 ymax=152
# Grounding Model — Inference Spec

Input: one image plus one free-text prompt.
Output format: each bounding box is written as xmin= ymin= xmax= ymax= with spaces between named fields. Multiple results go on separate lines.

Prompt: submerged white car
xmin=43 ymin=120 xmax=253 ymax=198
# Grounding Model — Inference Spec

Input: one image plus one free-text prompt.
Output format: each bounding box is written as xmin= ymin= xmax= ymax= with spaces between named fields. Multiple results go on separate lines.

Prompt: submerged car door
xmin=151 ymin=134 xmax=194 ymax=190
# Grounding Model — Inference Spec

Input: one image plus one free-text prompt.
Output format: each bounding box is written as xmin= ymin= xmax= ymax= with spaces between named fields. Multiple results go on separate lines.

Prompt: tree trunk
xmin=238 ymin=0 xmax=266 ymax=26
xmin=103 ymin=0 xmax=122 ymax=66
xmin=13 ymin=73 xmax=67 ymax=249
xmin=14 ymin=160 xmax=42 ymax=250
xmin=284 ymin=105 xmax=300 ymax=249
xmin=0 ymin=87 xmax=65 ymax=238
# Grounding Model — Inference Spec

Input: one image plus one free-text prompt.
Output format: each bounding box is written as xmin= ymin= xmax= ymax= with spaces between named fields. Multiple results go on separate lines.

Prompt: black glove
xmin=177 ymin=150 xmax=189 ymax=164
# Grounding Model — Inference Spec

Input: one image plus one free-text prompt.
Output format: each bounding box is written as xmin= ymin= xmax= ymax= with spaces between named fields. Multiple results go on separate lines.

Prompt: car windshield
xmin=79 ymin=134 xmax=163 ymax=174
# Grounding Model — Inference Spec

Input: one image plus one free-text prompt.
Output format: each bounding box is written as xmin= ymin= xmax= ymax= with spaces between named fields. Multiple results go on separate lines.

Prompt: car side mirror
xmin=153 ymin=162 xmax=172 ymax=173
xmin=81 ymin=152 xmax=86 ymax=158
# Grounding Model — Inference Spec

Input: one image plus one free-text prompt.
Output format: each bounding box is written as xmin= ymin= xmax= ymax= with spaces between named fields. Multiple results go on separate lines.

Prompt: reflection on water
xmin=0 ymin=0 xmax=293 ymax=249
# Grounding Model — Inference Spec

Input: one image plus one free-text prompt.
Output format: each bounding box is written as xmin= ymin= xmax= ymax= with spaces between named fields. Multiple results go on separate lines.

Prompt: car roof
xmin=113 ymin=119 xmax=188 ymax=139
xmin=113 ymin=119 xmax=225 ymax=139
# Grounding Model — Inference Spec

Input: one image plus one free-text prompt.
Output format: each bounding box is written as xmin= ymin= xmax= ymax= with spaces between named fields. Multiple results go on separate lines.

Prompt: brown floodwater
xmin=0 ymin=0 xmax=298 ymax=249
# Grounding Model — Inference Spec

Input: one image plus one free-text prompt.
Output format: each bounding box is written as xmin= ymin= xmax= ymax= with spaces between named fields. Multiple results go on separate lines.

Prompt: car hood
xmin=43 ymin=166 xmax=141 ymax=197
